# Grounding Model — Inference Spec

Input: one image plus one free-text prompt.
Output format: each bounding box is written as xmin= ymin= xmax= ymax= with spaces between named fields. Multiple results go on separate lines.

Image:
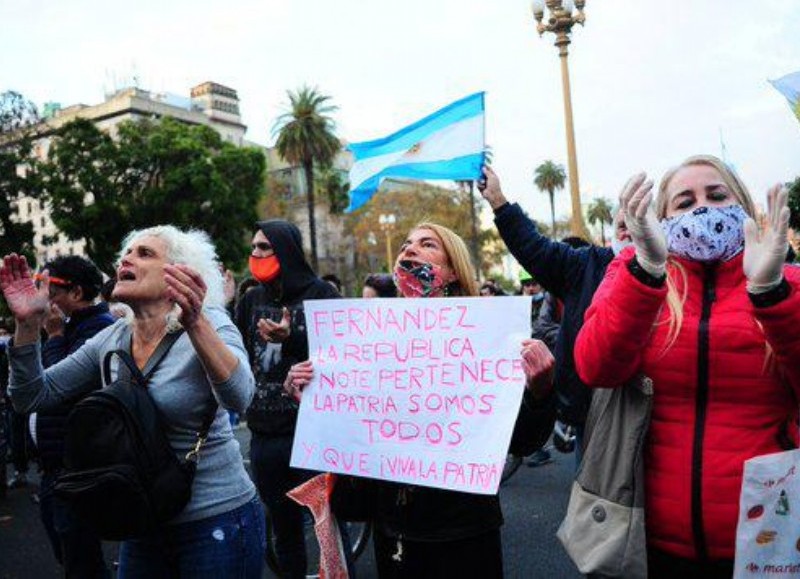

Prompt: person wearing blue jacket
xmin=34 ymin=256 xmax=115 ymax=578
xmin=478 ymin=166 xmax=630 ymax=460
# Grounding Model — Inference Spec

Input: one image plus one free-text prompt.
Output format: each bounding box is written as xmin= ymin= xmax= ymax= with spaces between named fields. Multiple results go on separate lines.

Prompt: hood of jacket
xmin=255 ymin=220 xmax=319 ymax=300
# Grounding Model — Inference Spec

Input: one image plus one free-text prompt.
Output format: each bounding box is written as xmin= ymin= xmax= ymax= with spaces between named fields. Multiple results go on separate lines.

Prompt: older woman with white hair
xmin=0 ymin=225 xmax=264 ymax=579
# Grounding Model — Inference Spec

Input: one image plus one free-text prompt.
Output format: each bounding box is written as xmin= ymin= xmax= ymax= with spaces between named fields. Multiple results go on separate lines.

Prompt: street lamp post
xmin=378 ymin=213 xmax=397 ymax=272
xmin=531 ymin=0 xmax=591 ymax=240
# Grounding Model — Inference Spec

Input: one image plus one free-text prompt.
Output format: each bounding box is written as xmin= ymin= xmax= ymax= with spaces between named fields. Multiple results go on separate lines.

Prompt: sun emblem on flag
xmin=407 ymin=142 xmax=422 ymax=156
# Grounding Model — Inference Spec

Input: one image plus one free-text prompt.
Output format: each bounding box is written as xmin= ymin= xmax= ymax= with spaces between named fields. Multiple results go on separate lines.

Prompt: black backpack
xmin=53 ymin=330 xmax=217 ymax=540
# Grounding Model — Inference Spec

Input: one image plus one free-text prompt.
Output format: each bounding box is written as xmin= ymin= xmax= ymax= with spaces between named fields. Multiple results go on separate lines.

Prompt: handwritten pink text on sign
xmin=290 ymin=297 xmax=531 ymax=495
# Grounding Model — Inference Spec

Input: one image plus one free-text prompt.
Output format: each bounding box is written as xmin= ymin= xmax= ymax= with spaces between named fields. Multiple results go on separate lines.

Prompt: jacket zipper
xmin=691 ymin=264 xmax=716 ymax=561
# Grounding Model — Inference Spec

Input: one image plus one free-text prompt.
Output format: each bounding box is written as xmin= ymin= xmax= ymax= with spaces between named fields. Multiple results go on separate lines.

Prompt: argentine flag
xmin=769 ymin=70 xmax=800 ymax=122
xmin=346 ymin=92 xmax=485 ymax=213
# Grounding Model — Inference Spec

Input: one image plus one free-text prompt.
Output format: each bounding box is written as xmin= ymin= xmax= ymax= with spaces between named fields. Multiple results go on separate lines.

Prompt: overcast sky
xmin=3 ymin=0 xmax=799 ymax=226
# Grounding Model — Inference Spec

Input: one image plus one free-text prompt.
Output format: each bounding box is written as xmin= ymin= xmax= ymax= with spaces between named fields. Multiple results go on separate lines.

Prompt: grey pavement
xmin=1 ymin=425 xmax=581 ymax=578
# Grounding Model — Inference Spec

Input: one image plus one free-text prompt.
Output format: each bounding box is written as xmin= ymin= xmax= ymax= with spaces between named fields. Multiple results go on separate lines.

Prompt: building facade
xmin=17 ymin=82 xmax=250 ymax=265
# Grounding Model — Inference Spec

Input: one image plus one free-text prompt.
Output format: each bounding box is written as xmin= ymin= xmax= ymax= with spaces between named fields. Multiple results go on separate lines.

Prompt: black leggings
xmin=373 ymin=527 xmax=503 ymax=579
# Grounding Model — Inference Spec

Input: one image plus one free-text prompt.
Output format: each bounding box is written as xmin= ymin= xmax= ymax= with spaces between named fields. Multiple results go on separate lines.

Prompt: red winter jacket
xmin=575 ymin=248 xmax=800 ymax=561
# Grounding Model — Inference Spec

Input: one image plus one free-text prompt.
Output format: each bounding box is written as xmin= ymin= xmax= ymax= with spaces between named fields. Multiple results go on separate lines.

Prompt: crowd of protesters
xmin=1 ymin=153 xmax=797 ymax=579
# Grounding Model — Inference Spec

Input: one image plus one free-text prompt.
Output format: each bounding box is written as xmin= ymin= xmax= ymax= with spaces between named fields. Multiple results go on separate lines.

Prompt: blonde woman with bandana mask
xmin=286 ymin=222 xmax=556 ymax=579
xmin=575 ymin=155 xmax=800 ymax=578
xmin=234 ymin=220 xmax=340 ymax=579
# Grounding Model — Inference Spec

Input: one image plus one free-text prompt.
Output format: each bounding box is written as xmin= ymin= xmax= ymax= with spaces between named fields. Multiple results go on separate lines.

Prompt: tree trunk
xmin=549 ymin=190 xmax=556 ymax=239
xmin=303 ymin=161 xmax=318 ymax=271
xmin=600 ymin=223 xmax=606 ymax=247
xmin=468 ymin=181 xmax=481 ymax=279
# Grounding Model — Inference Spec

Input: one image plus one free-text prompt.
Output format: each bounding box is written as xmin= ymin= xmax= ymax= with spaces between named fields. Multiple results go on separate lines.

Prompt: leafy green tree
xmin=273 ymin=86 xmax=341 ymax=270
xmin=39 ymin=117 xmax=265 ymax=273
xmin=0 ymin=91 xmax=41 ymax=321
xmin=0 ymin=91 xmax=40 ymax=261
xmin=587 ymin=197 xmax=614 ymax=246
xmin=534 ymin=160 xmax=566 ymax=237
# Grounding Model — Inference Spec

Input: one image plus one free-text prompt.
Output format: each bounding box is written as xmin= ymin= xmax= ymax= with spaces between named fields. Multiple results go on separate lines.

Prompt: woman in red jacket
xmin=575 ymin=155 xmax=800 ymax=577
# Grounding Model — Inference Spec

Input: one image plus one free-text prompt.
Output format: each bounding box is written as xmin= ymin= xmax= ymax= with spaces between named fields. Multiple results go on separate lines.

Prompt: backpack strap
xmin=102 ymin=325 xmax=219 ymax=464
xmin=101 ymin=327 xmax=183 ymax=388
xmin=139 ymin=330 xmax=184 ymax=381
xmin=133 ymin=330 xmax=218 ymax=458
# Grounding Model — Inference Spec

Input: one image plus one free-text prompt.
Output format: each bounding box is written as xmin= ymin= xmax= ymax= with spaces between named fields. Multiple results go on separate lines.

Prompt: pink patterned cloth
xmin=287 ymin=473 xmax=349 ymax=579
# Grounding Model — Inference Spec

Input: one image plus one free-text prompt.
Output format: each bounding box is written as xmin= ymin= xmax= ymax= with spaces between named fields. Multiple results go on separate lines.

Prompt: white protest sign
xmin=290 ymin=296 xmax=531 ymax=495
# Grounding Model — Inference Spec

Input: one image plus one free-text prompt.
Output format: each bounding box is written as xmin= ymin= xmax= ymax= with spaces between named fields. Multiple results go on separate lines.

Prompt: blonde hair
xmin=411 ymin=223 xmax=479 ymax=297
xmin=656 ymin=155 xmax=757 ymax=350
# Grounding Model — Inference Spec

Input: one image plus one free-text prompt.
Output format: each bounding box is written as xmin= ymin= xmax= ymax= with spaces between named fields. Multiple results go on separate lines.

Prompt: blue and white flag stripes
xmin=769 ymin=70 xmax=800 ymax=122
xmin=345 ymin=92 xmax=485 ymax=213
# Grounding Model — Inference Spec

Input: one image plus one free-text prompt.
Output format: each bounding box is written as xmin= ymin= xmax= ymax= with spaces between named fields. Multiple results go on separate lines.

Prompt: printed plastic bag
xmin=734 ymin=449 xmax=800 ymax=577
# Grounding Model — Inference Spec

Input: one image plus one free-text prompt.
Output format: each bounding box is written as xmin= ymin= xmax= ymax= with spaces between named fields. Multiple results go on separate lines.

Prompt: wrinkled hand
xmin=164 ymin=263 xmax=207 ymax=329
xmin=620 ymin=172 xmax=667 ymax=277
xmin=0 ymin=254 xmax=49 ymax=324
xmin=477 ymin=165 xmax=508 ymax=211
xmin=43 ymin=303 xmax=65 ymax=337
xmin=284 ymin=360 xmax=314 ymax=402
xmin=521 ymin=339 xmax=555 ymax=401
xmin=257 ymin=307 xmax=292 ymax=343
xmin=744 ymin=184 xmax=790 ymax=293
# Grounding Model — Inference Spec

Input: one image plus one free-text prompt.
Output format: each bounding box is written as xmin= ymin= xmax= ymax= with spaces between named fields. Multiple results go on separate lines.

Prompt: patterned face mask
xmin=661 ymin=204 xmax=748 ymax=263
xmin=393 ymin=260 xmax=455 ymax=298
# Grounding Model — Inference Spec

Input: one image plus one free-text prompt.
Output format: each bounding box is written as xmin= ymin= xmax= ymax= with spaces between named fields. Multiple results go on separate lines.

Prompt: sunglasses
xmin=251 ymin=242 xmax=274 ymax=253
xmin=34 ymin=273 xmax=72 ymax=288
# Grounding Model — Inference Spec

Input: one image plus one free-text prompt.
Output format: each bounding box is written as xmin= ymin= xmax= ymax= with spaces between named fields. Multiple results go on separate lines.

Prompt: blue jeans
xmin=117 ymin=496 xmax=266 ymax=579
xmin=40 ymin=471 xmax=110 ymax=578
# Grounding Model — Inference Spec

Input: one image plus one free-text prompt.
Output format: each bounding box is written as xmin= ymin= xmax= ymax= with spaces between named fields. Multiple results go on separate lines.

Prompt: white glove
xmin=743 ymin=184 xmax=790 ymax=294
xmin=620 ymin=172 xmax=667 ymax=277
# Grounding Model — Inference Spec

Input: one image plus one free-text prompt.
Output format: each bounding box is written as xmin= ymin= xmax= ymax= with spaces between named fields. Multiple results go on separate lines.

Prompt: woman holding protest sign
xmin=287 ymin=222 xmax=556 ymax=579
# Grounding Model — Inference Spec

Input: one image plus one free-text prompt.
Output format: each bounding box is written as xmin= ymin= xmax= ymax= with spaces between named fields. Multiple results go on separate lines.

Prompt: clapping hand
xmin=257 ymin=307 xmax=292 ymax=343
xmin=620 ymin=173 xmax=667 ymax=277
xmin=43 ymin=303 xmax=66 ymax=337
xmin=744 ymin=184 xmax=790 ymax=294
xmin=164 ymin=263 xmax=207 ymax=329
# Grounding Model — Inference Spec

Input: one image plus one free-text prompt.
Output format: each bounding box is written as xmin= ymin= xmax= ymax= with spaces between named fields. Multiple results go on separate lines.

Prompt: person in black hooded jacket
xmin=235 ymin=220 xmax=339 ymax=579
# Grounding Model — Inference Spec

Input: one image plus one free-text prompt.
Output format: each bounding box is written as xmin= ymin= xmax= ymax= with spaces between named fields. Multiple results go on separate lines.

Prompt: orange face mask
xmin=249 ymin=255 xmax=281 ymax=283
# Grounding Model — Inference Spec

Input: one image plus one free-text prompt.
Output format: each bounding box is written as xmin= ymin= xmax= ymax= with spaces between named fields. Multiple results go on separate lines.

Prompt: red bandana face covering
xmin=249 ymin=255 xmax=281 ymax=283
xmin=393 ymin=260 xmax=455 ymax=298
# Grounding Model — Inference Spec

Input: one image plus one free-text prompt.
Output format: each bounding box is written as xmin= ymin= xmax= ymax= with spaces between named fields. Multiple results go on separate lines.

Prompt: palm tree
xmin=587 ymin=197 xmax=614 ymax=246
xmin=274 ymin=86 xmax=341 ymax=270
xmin=534 ymin=161 xmax=566 ymax=237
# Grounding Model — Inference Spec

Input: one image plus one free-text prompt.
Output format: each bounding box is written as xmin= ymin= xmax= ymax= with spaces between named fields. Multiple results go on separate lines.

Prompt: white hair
xmin=117 ymin=225 xmax=225 ymax=330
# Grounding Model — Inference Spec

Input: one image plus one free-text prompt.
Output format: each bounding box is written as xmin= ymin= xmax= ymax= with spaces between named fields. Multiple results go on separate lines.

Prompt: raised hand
xmin=620 ymin=172 xmax=667 ymax=277
xmin=163 ymin=263 xmax=207 ymax=329
xmin=0 ymin=254 xmax=49 ymax=324
xmin=477 ymin=165 xmax=509 ymax=210
xmin=744 ymin=184 xmax=790 ymax=293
